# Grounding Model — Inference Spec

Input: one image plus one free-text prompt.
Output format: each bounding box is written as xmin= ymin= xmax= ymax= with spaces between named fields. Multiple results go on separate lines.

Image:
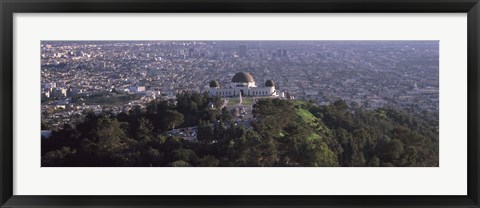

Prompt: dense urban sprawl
xmin=41 ymin=41 xmax=438 ymax=129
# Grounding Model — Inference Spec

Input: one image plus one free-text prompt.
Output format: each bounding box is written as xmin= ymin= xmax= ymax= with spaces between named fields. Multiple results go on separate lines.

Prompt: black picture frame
xmin=1 ymin=0 xmax=479 ymax=207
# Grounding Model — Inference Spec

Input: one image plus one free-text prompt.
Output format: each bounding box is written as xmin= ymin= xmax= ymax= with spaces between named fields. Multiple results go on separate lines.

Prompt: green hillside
xmin=42 ymin=92 xmax=439 ymax=167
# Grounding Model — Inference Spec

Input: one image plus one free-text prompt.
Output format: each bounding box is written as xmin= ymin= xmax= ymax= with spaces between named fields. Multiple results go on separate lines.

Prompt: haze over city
xmin=42 ymin=41 xmax=438 ymax=128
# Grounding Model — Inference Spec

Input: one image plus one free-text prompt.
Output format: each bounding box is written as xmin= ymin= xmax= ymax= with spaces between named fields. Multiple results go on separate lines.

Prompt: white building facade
xmin=209 ymin=72 xmax=278 ymax=97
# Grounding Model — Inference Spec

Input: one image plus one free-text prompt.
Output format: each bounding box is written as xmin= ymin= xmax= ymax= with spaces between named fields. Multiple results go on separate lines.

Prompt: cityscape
xmin=41 ymin=41 xmax=439 ymax=167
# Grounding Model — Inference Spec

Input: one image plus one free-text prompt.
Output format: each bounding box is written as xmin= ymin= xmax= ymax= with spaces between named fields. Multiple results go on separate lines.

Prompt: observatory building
xmin=209 ymin=72 xmax=281 ymax=97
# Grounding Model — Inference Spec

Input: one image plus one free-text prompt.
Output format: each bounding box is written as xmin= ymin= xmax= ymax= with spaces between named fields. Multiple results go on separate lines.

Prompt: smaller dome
xmin=265 ymin=80 xmax=275 ymax=87
xmin=210 ymin=80 xmax=220 ymax=88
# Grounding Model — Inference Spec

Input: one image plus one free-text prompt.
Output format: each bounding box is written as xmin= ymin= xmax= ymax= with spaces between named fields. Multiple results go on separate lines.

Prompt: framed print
xmin=1 ymin=0 xmax=479 ymax=207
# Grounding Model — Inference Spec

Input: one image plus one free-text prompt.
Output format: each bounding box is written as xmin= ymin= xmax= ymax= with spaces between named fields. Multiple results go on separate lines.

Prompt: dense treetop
xmin=42 ymin=91 xmax=438 ymax=167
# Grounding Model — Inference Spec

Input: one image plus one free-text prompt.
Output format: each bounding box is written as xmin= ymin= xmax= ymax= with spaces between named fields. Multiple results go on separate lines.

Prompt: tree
xmin=41 ymin=121 xmax=51 ymax=130
xmin=137 ymin=117 xmax=154 ymax=141
xmin=198 ymin=155 xmax=219 ymax=167
xmin=173 ymin=148 xmax=198 ymax=163
xmin=302 ymin=141 xmax=338 ymax=167
xmin=197 ymin=120 xmax=214 ymax=143
xmin=375 ymin=137 xmax=405 ymax=165
xmin=169 ymin=160 xmax=191 ymax=167
xmin=369 ymin=156 xmax=380 ymax=167
xmin=175 ymin=91 xmax=210 ymax=126
xmin=42 ymin=146 xmax=77 ymax=166
xmin=333 ymin=100 xmax=349 ymax=112
xmin=162 ymin=110 xmax=184 ymax=130
xmin=351 ymin=152 xmax=366 ymax=166
xmin=220 ymin=107 xmax=233 ymax=123
xmin=143 ymin=147 xmax=164 ymax=166
xmin=213 ymin=96 xmax=223 ymax=109
xmin=92 ymin=117 xmax=133 ymax=153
